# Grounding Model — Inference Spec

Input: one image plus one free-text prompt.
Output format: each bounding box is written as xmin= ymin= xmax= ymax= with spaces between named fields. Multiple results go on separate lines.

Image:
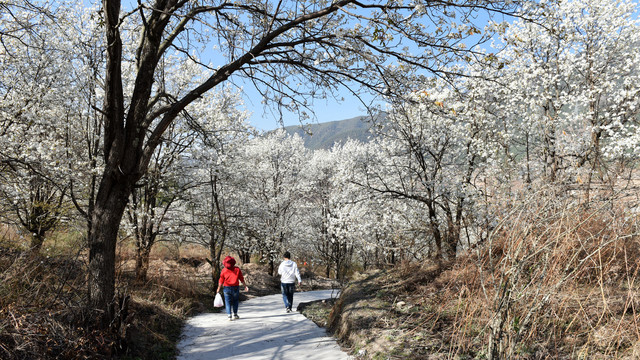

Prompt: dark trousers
xmin=281 ymin=283 xmax=295 ymax=310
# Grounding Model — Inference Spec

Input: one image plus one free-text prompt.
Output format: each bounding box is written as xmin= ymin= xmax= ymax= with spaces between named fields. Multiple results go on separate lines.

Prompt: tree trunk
xmin=444 ymin=230 xmax=459 ymax=260
xmin=210 ymin=247 xmax=222 ymax=285
xmin=29 ymin=233 xmax=45 ymax=254
xmin=525 ymin=132 xmax=531 ymax=184
xmin=427 ymin=202 xmax=444 ymax=259
xmin=334 ymin=241 xmax=344 ymax=280
xmin=239 ymin=250 xmax=251 ymax=264
xmin=208 ymin=232 xmax=224 ymax=284
xmin=135 ymin=245 xmax=151 ymax=283
xmin=88 ymin=174 xmax=131 ymax=326
xmin=269 ymin=258 xmax=275 ymax=277
xmin=445 ymin=201 xmax=463 ymax=260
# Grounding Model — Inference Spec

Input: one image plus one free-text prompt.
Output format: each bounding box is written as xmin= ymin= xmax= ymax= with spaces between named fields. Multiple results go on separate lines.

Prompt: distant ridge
xmin=282 ymin=114 xmax=382 ymax=150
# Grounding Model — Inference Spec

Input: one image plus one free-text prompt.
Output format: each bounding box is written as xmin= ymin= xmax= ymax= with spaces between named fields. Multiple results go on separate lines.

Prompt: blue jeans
xmin=223 ymin=286 xmax=239 ymax=316
xmin=281 ymin=283 xmax=295 ymax=310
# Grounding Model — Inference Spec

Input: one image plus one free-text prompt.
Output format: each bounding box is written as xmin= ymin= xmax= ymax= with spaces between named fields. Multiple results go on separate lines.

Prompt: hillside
xmin=282 ymin=115 xmax=379 ymax=150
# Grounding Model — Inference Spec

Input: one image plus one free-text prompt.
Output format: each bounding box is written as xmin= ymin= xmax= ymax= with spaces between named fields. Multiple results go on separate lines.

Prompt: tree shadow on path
xmin=177 ymin=289 xmax=348 ymax=360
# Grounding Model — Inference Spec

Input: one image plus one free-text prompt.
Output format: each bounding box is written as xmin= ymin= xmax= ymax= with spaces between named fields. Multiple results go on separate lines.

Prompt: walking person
xmin=278 ymin=251 xmax=302 ymax=313
xmin=216 ymin=256 xmax=249 ymax=321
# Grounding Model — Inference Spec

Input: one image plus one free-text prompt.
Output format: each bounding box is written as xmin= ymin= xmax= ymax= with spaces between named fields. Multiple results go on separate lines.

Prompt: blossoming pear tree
xmin=495 ymin=0 xmax=640 ymax=196
xmin=230 ymin=130 xmax=308 ymax=275
xmin=171 ymin=90 xmax=251 ymax=283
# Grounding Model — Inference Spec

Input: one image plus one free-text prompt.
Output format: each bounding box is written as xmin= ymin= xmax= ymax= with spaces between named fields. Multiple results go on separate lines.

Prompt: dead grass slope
xmin=328 ymin=263 xmax=456 ymax=359
xmin=328 ymin=200 xmax=640 ymax=359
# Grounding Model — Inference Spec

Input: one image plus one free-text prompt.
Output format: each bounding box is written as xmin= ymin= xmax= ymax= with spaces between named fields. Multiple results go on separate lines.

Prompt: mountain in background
xmin=282 ymin=114 xmax=384 ymax=150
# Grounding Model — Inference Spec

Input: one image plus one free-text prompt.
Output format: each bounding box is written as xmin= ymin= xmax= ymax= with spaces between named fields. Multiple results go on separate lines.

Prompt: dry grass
xmin=299 ymin=298 xmax=337 ymax=327
xmin=0 ymin=232 xmax=217 ymax=360
xmin=0 ymin=245 xmax=106 ymax=359
xmin=469 ymin=190 xmax=640 ymax=359
xmin=328 ymin=189 xmax=640 ymax=359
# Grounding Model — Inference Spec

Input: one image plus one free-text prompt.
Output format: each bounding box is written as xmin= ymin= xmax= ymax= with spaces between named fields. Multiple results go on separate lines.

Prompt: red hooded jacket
xmin=218 ymin=256 xmax=245 ymax=287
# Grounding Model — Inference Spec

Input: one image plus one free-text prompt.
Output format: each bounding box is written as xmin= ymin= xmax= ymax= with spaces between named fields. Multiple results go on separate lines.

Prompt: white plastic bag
xmin=214 ymin=293 xmax=224 ymax=307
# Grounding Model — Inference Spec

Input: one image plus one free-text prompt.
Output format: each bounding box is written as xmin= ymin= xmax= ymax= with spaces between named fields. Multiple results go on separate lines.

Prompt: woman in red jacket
xmin=216 ymin=256 xmax=249 ymax=321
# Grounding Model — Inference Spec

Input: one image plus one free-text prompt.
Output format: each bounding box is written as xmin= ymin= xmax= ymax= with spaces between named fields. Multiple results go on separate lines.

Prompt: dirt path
xmin=176 ymin=289 xmax=350 ymax=360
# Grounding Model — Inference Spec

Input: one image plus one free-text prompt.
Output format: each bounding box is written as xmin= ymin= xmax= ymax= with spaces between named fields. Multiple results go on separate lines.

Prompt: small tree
xmin=0 ymin=169 xmax=66 ymax=254
xmin=0 ymin=3 xmax=97 ymax=254
xmin=124 ymin=120 xmax=194 ymax=282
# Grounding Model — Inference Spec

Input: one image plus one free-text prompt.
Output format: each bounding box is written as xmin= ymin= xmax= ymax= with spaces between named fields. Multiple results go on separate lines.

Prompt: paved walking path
xmin=176 ymin=289 xmax=350 ymax=360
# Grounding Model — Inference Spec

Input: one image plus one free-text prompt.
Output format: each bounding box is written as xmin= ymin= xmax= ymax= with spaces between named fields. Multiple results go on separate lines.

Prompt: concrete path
xmin=176 ymin=289 xmax=351 ymax=360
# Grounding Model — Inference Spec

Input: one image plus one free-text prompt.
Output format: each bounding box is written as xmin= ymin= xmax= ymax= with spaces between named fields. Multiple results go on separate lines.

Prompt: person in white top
xmin=277 ymin=251 xmax=302 ymax=312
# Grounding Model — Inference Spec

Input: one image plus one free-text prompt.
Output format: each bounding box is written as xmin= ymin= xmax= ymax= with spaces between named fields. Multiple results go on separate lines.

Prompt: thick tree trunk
xmin=88 ymin=174 xmax=131 ymax=325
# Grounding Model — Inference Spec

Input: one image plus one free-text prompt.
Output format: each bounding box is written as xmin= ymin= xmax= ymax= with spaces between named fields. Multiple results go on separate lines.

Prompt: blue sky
xmin=241 ymin=85 xmax=376 ymax=132
xmin=236 ymin=7 xmax=507 ymax=132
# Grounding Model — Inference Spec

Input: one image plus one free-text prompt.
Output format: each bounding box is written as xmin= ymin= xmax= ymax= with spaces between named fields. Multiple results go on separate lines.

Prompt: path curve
xmin=176 ymin=289 xmax=351 ymax=360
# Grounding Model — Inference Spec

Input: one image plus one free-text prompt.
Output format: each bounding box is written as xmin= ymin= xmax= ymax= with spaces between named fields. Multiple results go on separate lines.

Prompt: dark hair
xmin=283 ymin=251 xmax=291 ymax=259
